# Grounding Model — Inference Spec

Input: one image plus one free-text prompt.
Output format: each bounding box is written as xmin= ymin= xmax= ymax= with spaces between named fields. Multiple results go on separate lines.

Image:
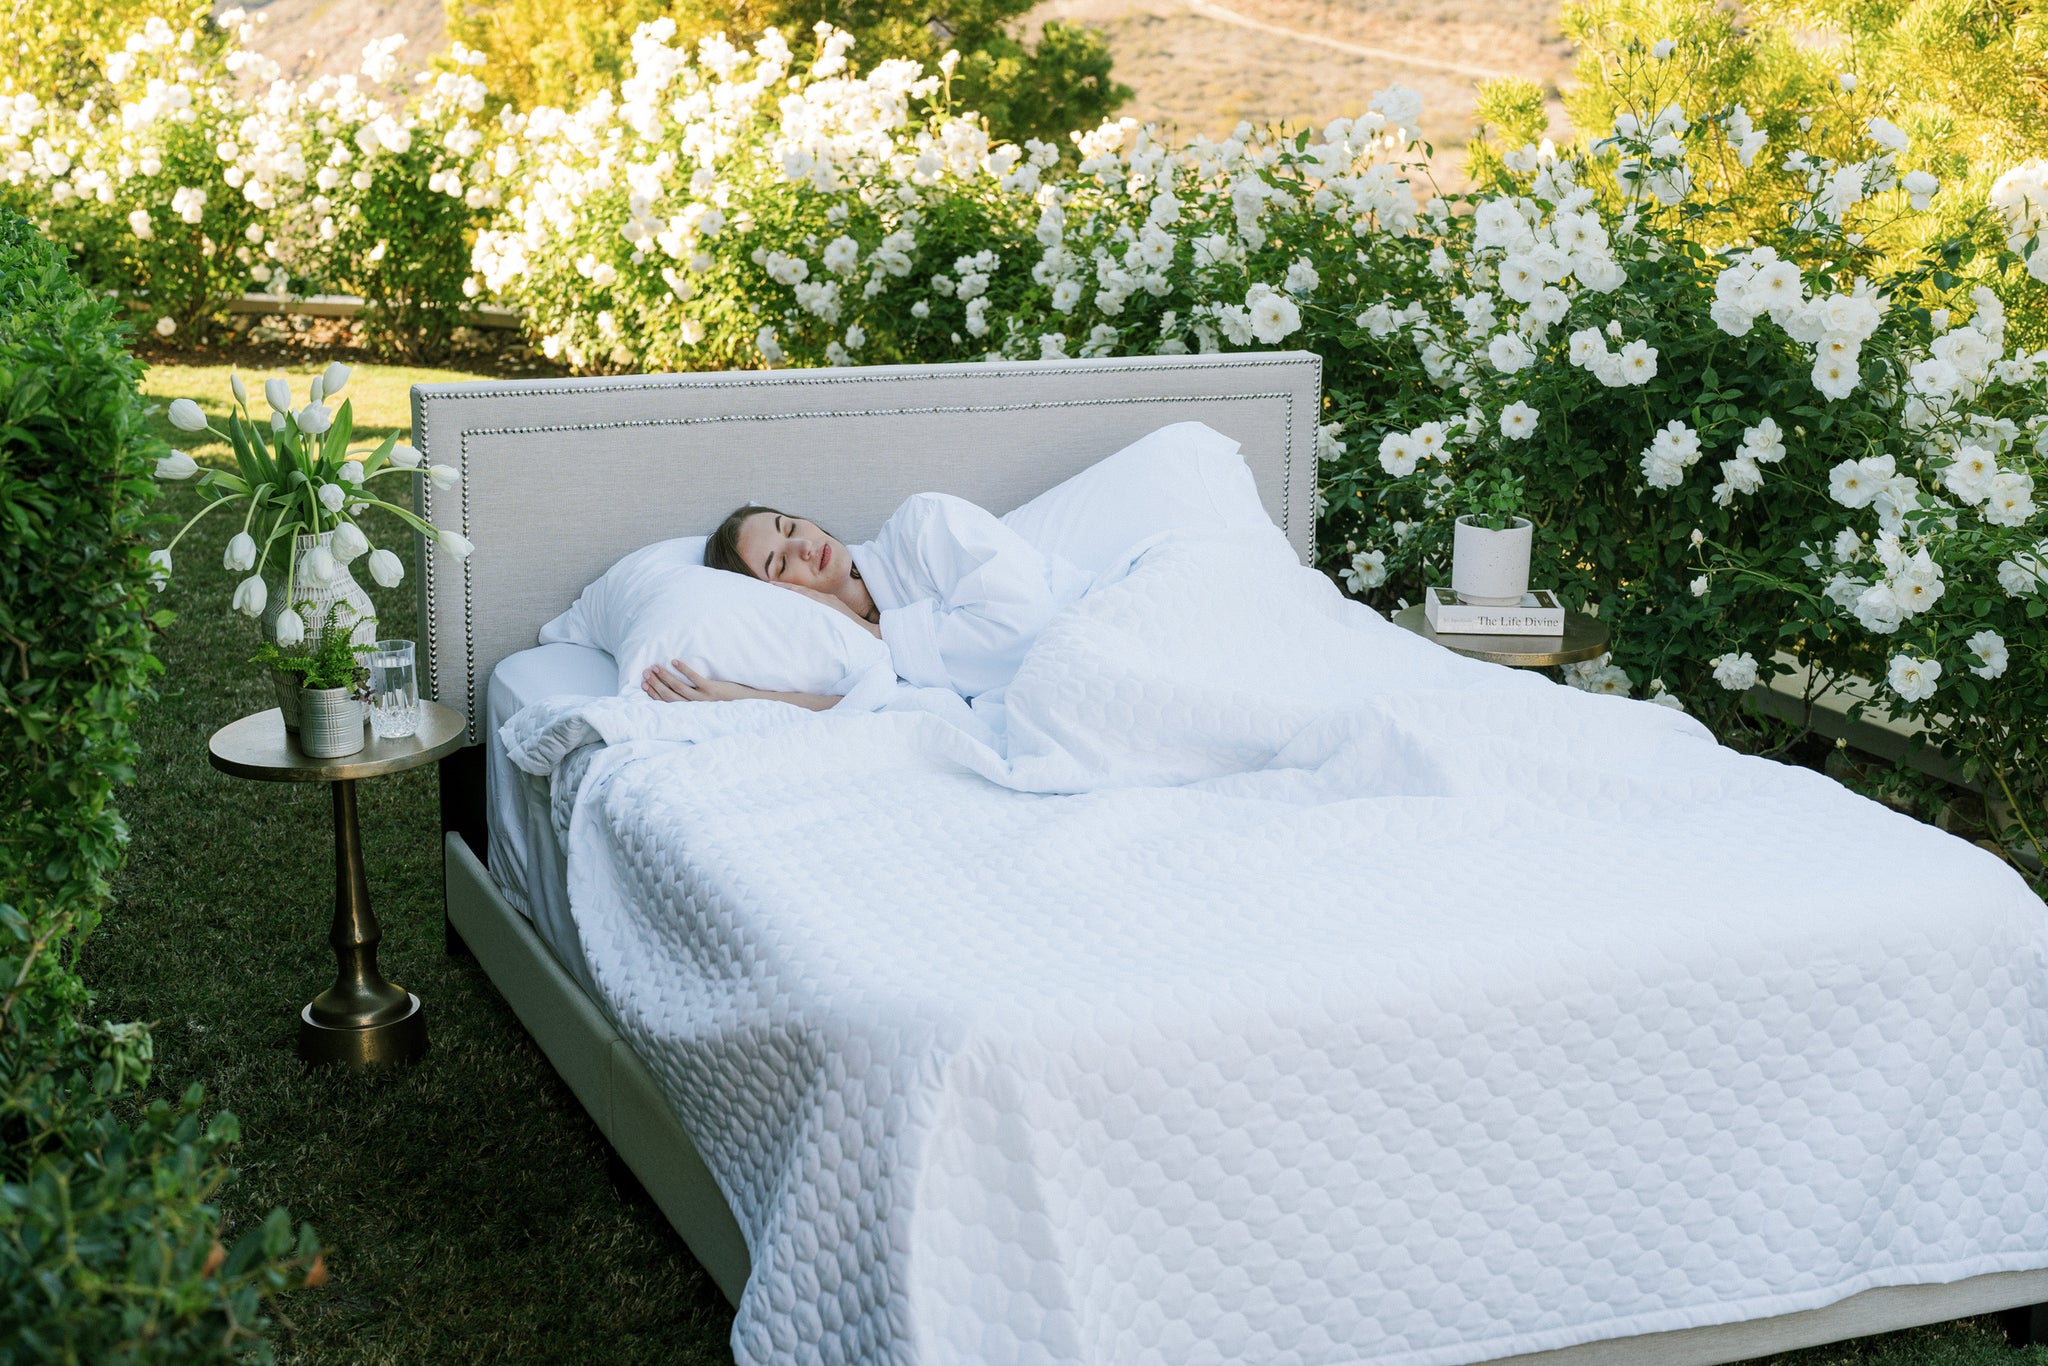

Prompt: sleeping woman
xmin=639 ymin=493 xmax=1091 ymax=709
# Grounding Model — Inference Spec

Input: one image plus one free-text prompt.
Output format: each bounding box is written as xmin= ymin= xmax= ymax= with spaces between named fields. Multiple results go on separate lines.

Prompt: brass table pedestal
xmin=208 ymin=703 xmax=466 ymax=1068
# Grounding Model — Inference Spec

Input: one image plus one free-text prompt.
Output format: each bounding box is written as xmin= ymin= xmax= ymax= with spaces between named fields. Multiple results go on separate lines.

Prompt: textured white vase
xmin=1451 ymin=515 xmax=1534 ymax=606
xmin=297 ymin=687 xmax=365 ymax=759
xmin=262 ymin=529 xmax=377 ymax=731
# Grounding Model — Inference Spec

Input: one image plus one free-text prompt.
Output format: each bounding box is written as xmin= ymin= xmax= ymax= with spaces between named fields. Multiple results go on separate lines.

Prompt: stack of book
xmin=1423 ymin=586 xmax=1565 ymax=636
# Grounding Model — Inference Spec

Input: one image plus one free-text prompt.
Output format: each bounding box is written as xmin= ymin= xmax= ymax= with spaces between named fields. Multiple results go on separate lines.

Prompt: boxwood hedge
xmin=0 ymin=211 xmax=315 ymax=1364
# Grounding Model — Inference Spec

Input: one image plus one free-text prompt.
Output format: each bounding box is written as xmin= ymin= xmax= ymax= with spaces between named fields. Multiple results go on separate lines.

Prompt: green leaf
xmin=322 ymin=398 xmax=354 ymax=467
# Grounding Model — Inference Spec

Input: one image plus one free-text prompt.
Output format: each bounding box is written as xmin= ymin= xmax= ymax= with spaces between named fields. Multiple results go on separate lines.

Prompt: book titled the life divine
xmin=1423 ymin=586 xmax=1566 ymax=636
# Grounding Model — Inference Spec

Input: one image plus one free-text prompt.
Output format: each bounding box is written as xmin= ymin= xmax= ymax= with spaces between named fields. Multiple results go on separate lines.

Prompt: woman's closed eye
xmin=763 ymin=516 xmax=792 ymax=580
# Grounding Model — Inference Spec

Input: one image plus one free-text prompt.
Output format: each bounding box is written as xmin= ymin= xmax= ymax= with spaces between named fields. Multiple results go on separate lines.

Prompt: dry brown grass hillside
xmin=1032 ymin=0 xmax=1570 ymax=151
xmin=221 ymin=0 xmax=1570 ymax=155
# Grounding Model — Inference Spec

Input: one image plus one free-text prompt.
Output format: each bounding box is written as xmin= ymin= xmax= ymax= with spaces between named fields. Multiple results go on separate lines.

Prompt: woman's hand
xmin=777 ymin=582 xmax=883 ymax=638
xmin=641 ymin=660 xmax=758 ymax=703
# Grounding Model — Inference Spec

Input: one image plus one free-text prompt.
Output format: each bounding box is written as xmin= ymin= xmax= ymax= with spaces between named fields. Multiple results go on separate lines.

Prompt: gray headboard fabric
xmin=412 ymin=351 xmax=1325 ymax=743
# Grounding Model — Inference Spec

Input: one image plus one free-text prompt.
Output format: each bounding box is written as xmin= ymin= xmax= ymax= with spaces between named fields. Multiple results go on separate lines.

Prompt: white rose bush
xmin=1 ymin=13 xmax=271 ymax=332
xmin=1339 ymin=64 xmax=2047 ymax=862
xmin=1 ymin=11 xmax=496 ymax=350
xmin=469 ymin=18 xmax=1440 ymax=382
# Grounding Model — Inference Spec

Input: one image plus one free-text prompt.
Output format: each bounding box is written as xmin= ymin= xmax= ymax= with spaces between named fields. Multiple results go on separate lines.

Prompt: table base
xmin=299 ymin=992 xmax=427 ymax=1066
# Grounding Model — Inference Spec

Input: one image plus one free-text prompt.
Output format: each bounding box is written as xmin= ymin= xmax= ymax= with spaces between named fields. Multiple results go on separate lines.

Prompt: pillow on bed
xmin=999 ymin=420 xmax=1278 ymax=575
xmin=539 ymin=535 xmax=707 ymax=650
xmin=540 ymin=535 xmax=891 ymax=699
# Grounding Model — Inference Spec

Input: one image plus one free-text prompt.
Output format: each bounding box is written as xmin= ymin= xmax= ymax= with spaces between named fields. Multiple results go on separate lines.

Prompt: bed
xmin=415 ymin=353 xmax=2048 ymax=1364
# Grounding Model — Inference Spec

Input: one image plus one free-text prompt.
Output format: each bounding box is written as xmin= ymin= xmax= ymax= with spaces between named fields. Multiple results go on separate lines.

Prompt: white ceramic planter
xmin=1451 ymin=515 xmax=1534 ymax=606
xmin=297 ymin=687 xmax=365 ymax=759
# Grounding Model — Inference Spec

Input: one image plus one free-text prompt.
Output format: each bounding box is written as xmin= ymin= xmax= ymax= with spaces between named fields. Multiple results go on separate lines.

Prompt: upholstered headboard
xmin=411 ymin=351 xmax=1324 ymax=744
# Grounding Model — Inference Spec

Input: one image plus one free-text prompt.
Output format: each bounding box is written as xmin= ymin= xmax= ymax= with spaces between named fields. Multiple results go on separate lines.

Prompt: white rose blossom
xmin=1498 ymin=402 xmax=1538 ymax=440
xmin=1341 ymin=548 xmax=1388 ymax=593
xmin=1885 ymin=653 xmax=1941 ymax=703
xmin=1709 ymin=652 xmax=1759 ymax=691
xmin=1966 ymin=629 xmax=2009 ymax=679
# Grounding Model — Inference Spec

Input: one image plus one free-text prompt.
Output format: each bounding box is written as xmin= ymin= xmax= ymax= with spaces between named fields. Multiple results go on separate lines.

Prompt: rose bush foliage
xmin=1 ymin=12 xmax=498 ymax=351
xmin=476 ymin=20 xmax=2047 ymax=865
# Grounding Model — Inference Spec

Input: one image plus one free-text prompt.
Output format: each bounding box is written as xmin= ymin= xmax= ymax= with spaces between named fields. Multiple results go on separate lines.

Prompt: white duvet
xmin=503 ymin=530 xmax=2048 ymax=1366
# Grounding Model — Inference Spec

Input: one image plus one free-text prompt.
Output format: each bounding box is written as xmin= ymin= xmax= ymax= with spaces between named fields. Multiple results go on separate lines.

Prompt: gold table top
xmin=1390 ymin=604 xmax=1612 ymax=668
xmin=207 ymin=701 xmax=467 ymax=783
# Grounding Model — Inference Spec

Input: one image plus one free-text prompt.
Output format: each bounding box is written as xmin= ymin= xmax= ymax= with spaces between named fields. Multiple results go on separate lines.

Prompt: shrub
xmin=0 ymin=207 xmax=316 ymax=1362
xmin=445 ymin=0 xmax=1128 ymax=145
xmin=1353 ymin=84 xmax=2048 ymax=866
xmin=1537 ymin=0 xmax=2048 ymax=345
xmin=0 ymin=10 xmax=493 ymax=353
xmin=0 ymin=0 xmax=218 ymax=108
xmin=0 ymin=10 xmax=272 ymax=335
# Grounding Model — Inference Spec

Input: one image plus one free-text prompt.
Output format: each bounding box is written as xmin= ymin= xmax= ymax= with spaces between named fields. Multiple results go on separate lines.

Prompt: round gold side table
xmin=1390 ymin=604 xmax=1611 ymax=669
xmin=208 ymin=702 xmax=466 ymax=1067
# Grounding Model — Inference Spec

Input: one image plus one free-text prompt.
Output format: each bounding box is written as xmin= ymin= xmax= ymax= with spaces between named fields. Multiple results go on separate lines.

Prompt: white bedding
xmin=485 ymin=641 xmax=615 ymax=984
xmin=502 ymin=529 xmax=2048 ymax=1366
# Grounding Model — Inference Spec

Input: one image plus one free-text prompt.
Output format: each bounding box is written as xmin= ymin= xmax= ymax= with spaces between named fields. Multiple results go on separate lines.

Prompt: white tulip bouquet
xmin=151 ymin=361 xmax=471 ymax=644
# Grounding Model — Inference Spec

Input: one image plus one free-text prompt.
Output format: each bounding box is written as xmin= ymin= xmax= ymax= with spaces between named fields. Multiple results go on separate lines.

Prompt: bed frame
xmin=415 ymin=353 xmax=2048 ymax=1362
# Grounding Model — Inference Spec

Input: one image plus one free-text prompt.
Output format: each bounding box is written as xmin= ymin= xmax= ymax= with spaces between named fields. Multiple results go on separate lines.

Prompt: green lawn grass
xmin=91 ymin=362 xmax=2048 ymax=1365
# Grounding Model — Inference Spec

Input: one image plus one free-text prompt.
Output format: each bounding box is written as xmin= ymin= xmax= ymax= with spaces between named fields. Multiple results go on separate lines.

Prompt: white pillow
xmin=999 ymin=421 xmax=1278 ymax=575
xmin=540 ymin=535 xmax=892 ymax=699
xmin=539 ymin=535 xmax=706 ymax=649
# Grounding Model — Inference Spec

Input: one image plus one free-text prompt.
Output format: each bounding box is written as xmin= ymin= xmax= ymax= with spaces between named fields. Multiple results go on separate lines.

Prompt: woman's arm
xmin=640 ymin=660 xmax=838 ymax=712
xmin=878 ymin=493 xmax=1087 ymax=698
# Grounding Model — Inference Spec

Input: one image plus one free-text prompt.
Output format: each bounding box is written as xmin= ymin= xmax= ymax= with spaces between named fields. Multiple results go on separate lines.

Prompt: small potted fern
xmin=253 ymin=602 xmax=371 ymax=758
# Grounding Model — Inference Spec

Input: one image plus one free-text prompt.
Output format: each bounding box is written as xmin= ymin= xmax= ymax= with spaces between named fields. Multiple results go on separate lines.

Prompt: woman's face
xmin=734 ymin=511 xmax=852 ymax=594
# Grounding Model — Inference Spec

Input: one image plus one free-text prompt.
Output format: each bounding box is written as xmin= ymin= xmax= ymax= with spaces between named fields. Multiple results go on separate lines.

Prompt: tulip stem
xmin=253 ymin=502 xmax=293 ymax=581
xmin=344 ymin=493 xmax=440 ymax=540
xmin=162 ymin=491 xmax=241 ymax=553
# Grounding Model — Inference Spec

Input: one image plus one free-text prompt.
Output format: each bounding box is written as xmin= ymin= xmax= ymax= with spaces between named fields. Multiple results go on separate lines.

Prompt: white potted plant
xmin=1451 ymin=471 xmax=1534 ymax=606
xmin=252 ymin=601 xmax=372 ymax=758
xmin=147 ymin=363 xmax=472 ymax=728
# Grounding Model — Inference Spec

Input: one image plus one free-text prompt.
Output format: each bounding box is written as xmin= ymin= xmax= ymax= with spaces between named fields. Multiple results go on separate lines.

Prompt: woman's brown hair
xmin=703 ymin=504 xmax=780 ymax=579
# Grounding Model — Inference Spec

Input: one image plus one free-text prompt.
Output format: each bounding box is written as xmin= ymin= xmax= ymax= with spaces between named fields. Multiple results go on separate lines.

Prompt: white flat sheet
xmin=485 ymin=641 xmax=615 ymax=986
xmin=504 ymin=529 xmax=2048 ymax=1366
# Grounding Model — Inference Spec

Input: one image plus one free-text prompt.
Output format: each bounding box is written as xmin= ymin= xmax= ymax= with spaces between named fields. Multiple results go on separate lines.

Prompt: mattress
xmin=502 ymin=529 xmax=2048 ymax=1366
xmin=484 ymin=641 xmax=615 ymax=987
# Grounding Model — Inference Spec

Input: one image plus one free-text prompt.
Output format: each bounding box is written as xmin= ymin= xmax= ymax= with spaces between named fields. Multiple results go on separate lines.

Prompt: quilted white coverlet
xmin=502 ymin=531 xmax=2048 ymax=1366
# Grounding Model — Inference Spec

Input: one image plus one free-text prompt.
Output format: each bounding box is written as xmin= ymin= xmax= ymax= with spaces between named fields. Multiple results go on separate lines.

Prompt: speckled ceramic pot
xmin=1451 ymin=515 xmax=1534 ymax=607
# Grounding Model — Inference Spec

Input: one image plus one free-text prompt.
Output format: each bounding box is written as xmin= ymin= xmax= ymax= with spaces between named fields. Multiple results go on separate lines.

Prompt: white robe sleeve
xmin=874 ymin=493 xmax=1081 ymax=699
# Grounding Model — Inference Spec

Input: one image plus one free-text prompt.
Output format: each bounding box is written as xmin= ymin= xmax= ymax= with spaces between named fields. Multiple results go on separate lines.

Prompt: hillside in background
xmin=221 ymin=0 xmax=1570 ymax=151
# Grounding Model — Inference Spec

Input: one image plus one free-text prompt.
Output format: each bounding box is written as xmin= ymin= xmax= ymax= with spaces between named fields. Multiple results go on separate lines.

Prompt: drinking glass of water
xmin=367 ymin=640 xmax=420 ymax=739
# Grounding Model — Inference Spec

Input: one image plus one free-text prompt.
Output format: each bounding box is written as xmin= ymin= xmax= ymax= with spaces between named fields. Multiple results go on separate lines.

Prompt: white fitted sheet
xmin=484 ymin=642 xmax=616 ymax=987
